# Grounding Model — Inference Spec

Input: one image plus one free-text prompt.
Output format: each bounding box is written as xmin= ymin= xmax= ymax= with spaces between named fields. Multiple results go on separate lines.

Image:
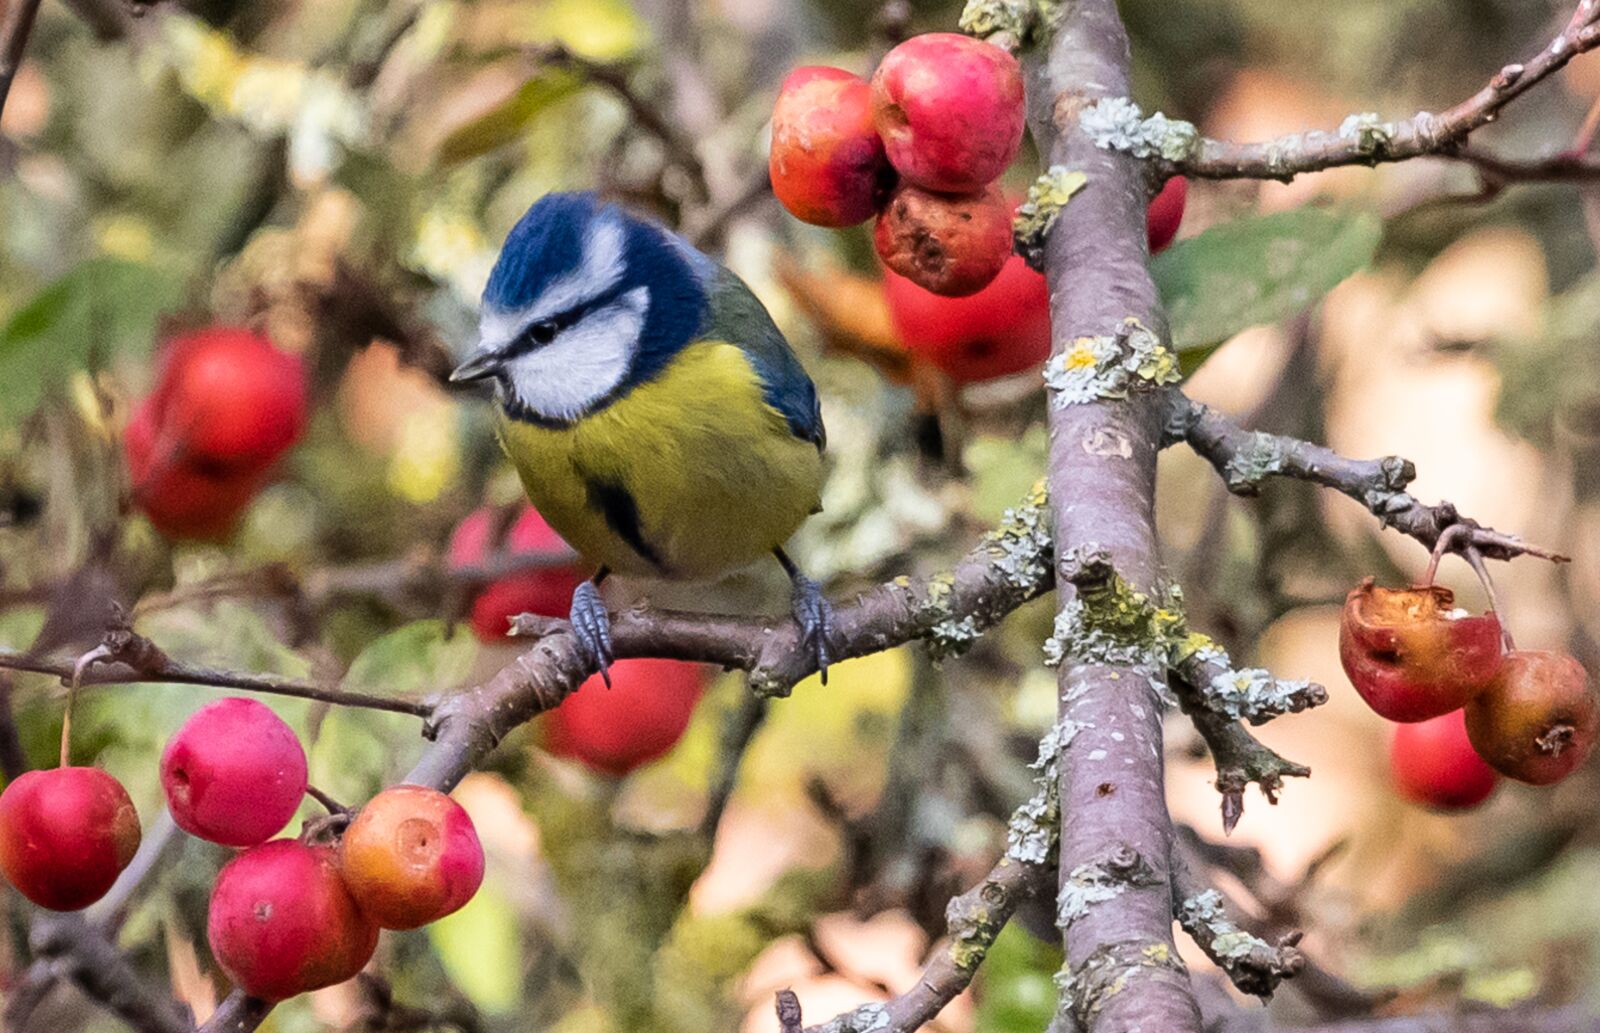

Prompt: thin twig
xmin=1172 ymin=0 xmax=1600 ymax=181
xmin=0 ymin=644 xmax=433 ymax=717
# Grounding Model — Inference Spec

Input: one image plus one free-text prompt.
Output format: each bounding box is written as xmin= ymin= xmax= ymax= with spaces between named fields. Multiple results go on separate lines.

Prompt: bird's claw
xmin=790 ymin=574 xmax=833 ymax=684
xmin=569 ymin=581 xmax=614 ymax=685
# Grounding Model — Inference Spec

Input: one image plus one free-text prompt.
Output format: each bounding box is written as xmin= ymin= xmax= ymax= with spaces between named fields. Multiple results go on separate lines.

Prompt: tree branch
xmin=795 ymin=856 xmax=1047 ymax=1033
xmin=1169 ymin=0 xmax=1600 ymax=182
xmin=197 ymin=494 xmax=1055 ymax=1031
xmin=1170 ymin=840 xmax=1304 ymax=1000
xmin=0 ymin=631 xmax=433 ymax=718
xmin=1021 ymin=1 xmax=1204 ymax=1029
xmin=1170 ymin=392 xmax=1567 ymax=567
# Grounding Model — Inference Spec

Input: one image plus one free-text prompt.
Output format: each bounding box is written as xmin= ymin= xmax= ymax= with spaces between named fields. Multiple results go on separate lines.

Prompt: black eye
xmin=530 ymin=320 xmax=558 ymax=345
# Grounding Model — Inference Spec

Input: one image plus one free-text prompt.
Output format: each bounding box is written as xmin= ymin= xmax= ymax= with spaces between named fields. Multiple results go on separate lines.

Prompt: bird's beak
xmin=449 ymin=348 xmax=501 ymax=384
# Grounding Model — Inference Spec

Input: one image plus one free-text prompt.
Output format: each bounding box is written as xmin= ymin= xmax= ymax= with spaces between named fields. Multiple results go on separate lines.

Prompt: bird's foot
xmin=569 ymin=581 xmax=615 ymax=685
xmin=789 ymin=573 xmax=834 ymax=684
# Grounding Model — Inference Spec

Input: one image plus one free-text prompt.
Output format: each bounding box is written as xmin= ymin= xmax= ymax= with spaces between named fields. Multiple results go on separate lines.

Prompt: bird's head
xmin=451 ymin=192 xmax=710 ymax=423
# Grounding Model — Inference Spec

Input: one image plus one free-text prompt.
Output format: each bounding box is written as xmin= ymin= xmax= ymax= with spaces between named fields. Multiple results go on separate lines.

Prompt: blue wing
xmin=703 ymin=267 xmax=826 ymax=451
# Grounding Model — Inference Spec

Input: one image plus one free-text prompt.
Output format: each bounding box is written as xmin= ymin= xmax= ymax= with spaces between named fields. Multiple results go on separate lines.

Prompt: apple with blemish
xmin=339 ymin=784 xmax=485 ymax=930
xmin=874 ymin=182 xmax=1014 ymax=297
xmin=1339 ymin=578 xmax=1505 ymax=722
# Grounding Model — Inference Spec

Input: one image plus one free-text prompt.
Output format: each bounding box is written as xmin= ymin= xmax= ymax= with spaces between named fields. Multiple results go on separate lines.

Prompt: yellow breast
xmin=495 ymin=340 xmax=824 ymax=580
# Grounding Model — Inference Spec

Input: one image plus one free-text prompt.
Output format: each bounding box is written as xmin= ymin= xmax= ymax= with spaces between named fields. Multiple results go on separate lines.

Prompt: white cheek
xmin=506 ymin=288 xmax=648 ymax=421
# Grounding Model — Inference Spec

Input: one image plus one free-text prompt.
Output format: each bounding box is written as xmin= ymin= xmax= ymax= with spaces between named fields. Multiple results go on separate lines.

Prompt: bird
xmin=450 ymin=192 xmax=833 ymax=683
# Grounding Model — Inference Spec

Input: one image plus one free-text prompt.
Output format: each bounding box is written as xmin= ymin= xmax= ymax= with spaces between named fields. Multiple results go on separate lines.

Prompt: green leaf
xmin=0 ymin=258 xmax=183 ymax=423
xmin=308 ymin=621 xmax=474 ymax=800
xmin=1152 ymin=207 xmax=1383 ymax=361
xmin=976 ymin=925 xmax=1063 ymax=1033
xmin=427 ymin=877 xmax=523 ymax=1014
xmin=435 ymin=70 xmax=583 ymax=165
xmin=342 ymin=619 xmax=476 ymax=698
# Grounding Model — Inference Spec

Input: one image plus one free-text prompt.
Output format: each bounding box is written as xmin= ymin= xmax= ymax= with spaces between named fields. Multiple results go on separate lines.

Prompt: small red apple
xmin=882 ymin=255 xmax=1051 ymax=382
xmin=870 ymin=33 xmax=1026 ymax=193
xmin=161 ymin=698 xmax=308 ymax=847
xmin=1147 ymin=176 xmax=1188 ymax=254
xmin=1465 ymin=650 xmax=1599 ymax=786
xmin=0 ymin=767 xmax=141 ymax=911
xmin=207 ymin=839 xmax=379 ymax=1001
xmin=1339 ymin=578 xmax=1505 ymax=722
xmin=339 ymin=784 xmax=484 ymax=930
xmin=151 ymin=327 xmax=307 ymax=476
xmin=770 ymin=66 xmax=893 ymax=228
xmin=542 ymin=658 xmax=708 ymax=776
xmin=1389 ymin=710 xmax=1498 ymax=810
xmin=448 ymin=506 xmax=585 ymax=641
xmin=124 ymin=401 xmax=266 ymax=541
xmin=874 ymin=182 xmax=1013 ymax=297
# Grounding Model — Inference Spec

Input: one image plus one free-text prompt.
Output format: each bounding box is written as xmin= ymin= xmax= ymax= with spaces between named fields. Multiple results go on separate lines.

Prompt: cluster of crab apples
xmin=1341 ymin=577 xmax=1599 ymax=810
xmin=0 ymin=698 xmax=484 ymax=1001
xmin=769 ymin=33 xmax=1187 ymax=383
xmin=123 ymin=326 xmax=308 ymax=540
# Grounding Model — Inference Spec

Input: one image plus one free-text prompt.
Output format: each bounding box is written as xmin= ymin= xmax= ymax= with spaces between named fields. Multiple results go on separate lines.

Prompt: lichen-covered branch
xmin=1171 ymin=847 xmax=1304 ymax=1000
xmin=792 ymin=751 xmax=1059 ymax=1033
xmin=1023 ymin=0 xmax=1204 ymax=1027
xmin=1091 ymin=0 xmax=1600 ymax=182
xmin=1171 ymin=393 xmax=1566 ymax=567
xmin=1172 ymin=674 xmax=1312 ymax=835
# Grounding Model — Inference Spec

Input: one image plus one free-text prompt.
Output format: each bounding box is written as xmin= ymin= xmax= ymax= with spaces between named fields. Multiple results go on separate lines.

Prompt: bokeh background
xmin=1 ymin=0 xmax=1599 ymax=1030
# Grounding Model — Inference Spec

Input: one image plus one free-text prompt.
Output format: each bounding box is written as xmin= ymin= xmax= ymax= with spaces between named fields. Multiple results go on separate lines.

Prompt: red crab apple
xmin=339 ymin=784 xmax=485 ymax=930
xmin=770 ymin=66 xmax=893 ymax=227
xmin=870 ymin=33 xmax=1026 ymax=193
xmin=161 ymin=698 xmax=308 ymax=847
xmin=448 ymin=505 xmax=585 ymax=641
xmin=1465 ymin=650 xmax=1599 ymax=785
xmin=1147 ymin=175 xmax=1188 ymax=253
xmin=151 ymin=326 xmax=307 ymax=475
xmin=873 ymin=182 xmax=1014 ymax=297
xmin=207 ymin=839 xmax=379 ymax=1001
xmin=1389 ymin=710 xmax=1498 ymax=810
xmin=543 ymin=658 xmax=708 ymax=776
xmin=0 ymin=767 xmax=140 ymax=911
xmin=124 ymin=400 xmax=266 ymax=540
xmin=1339 ymin=578 xmax=1505 ymax=722
xmin=882 ymin=255 xmax=1051 ymax=382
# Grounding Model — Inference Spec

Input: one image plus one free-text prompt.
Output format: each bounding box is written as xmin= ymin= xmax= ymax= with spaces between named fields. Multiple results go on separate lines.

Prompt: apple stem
xmin=1465 ymin=546 xmax=1517 ymax=652
xmin=1423 ymin=523 xmax=1474 ymax=586
xmin=61 ymin=644 xmax=112 ymax=768
xmin=305 ymin=783 xmax=349 ymax=815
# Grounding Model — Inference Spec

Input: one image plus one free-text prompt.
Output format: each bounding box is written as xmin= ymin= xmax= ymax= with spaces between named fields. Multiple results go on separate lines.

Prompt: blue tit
xmin=450 ymin=192 xmax=833 ymax=681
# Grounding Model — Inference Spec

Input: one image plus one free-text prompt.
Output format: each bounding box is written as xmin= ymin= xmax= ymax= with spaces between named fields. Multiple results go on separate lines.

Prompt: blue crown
xmin=483 ymin=192 xmax=711 ymax=389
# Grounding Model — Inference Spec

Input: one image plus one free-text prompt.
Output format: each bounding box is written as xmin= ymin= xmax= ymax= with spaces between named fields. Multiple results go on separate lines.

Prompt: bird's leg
xmin=774 ymin=548 xmax=833 ymax=684
xmin=570 ymin=566 xmax=615 ymax=686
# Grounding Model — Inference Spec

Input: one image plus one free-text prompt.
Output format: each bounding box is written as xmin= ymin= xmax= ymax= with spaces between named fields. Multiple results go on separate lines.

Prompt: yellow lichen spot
xmin=1064 ymin=342 xmax=1100 ymax=369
